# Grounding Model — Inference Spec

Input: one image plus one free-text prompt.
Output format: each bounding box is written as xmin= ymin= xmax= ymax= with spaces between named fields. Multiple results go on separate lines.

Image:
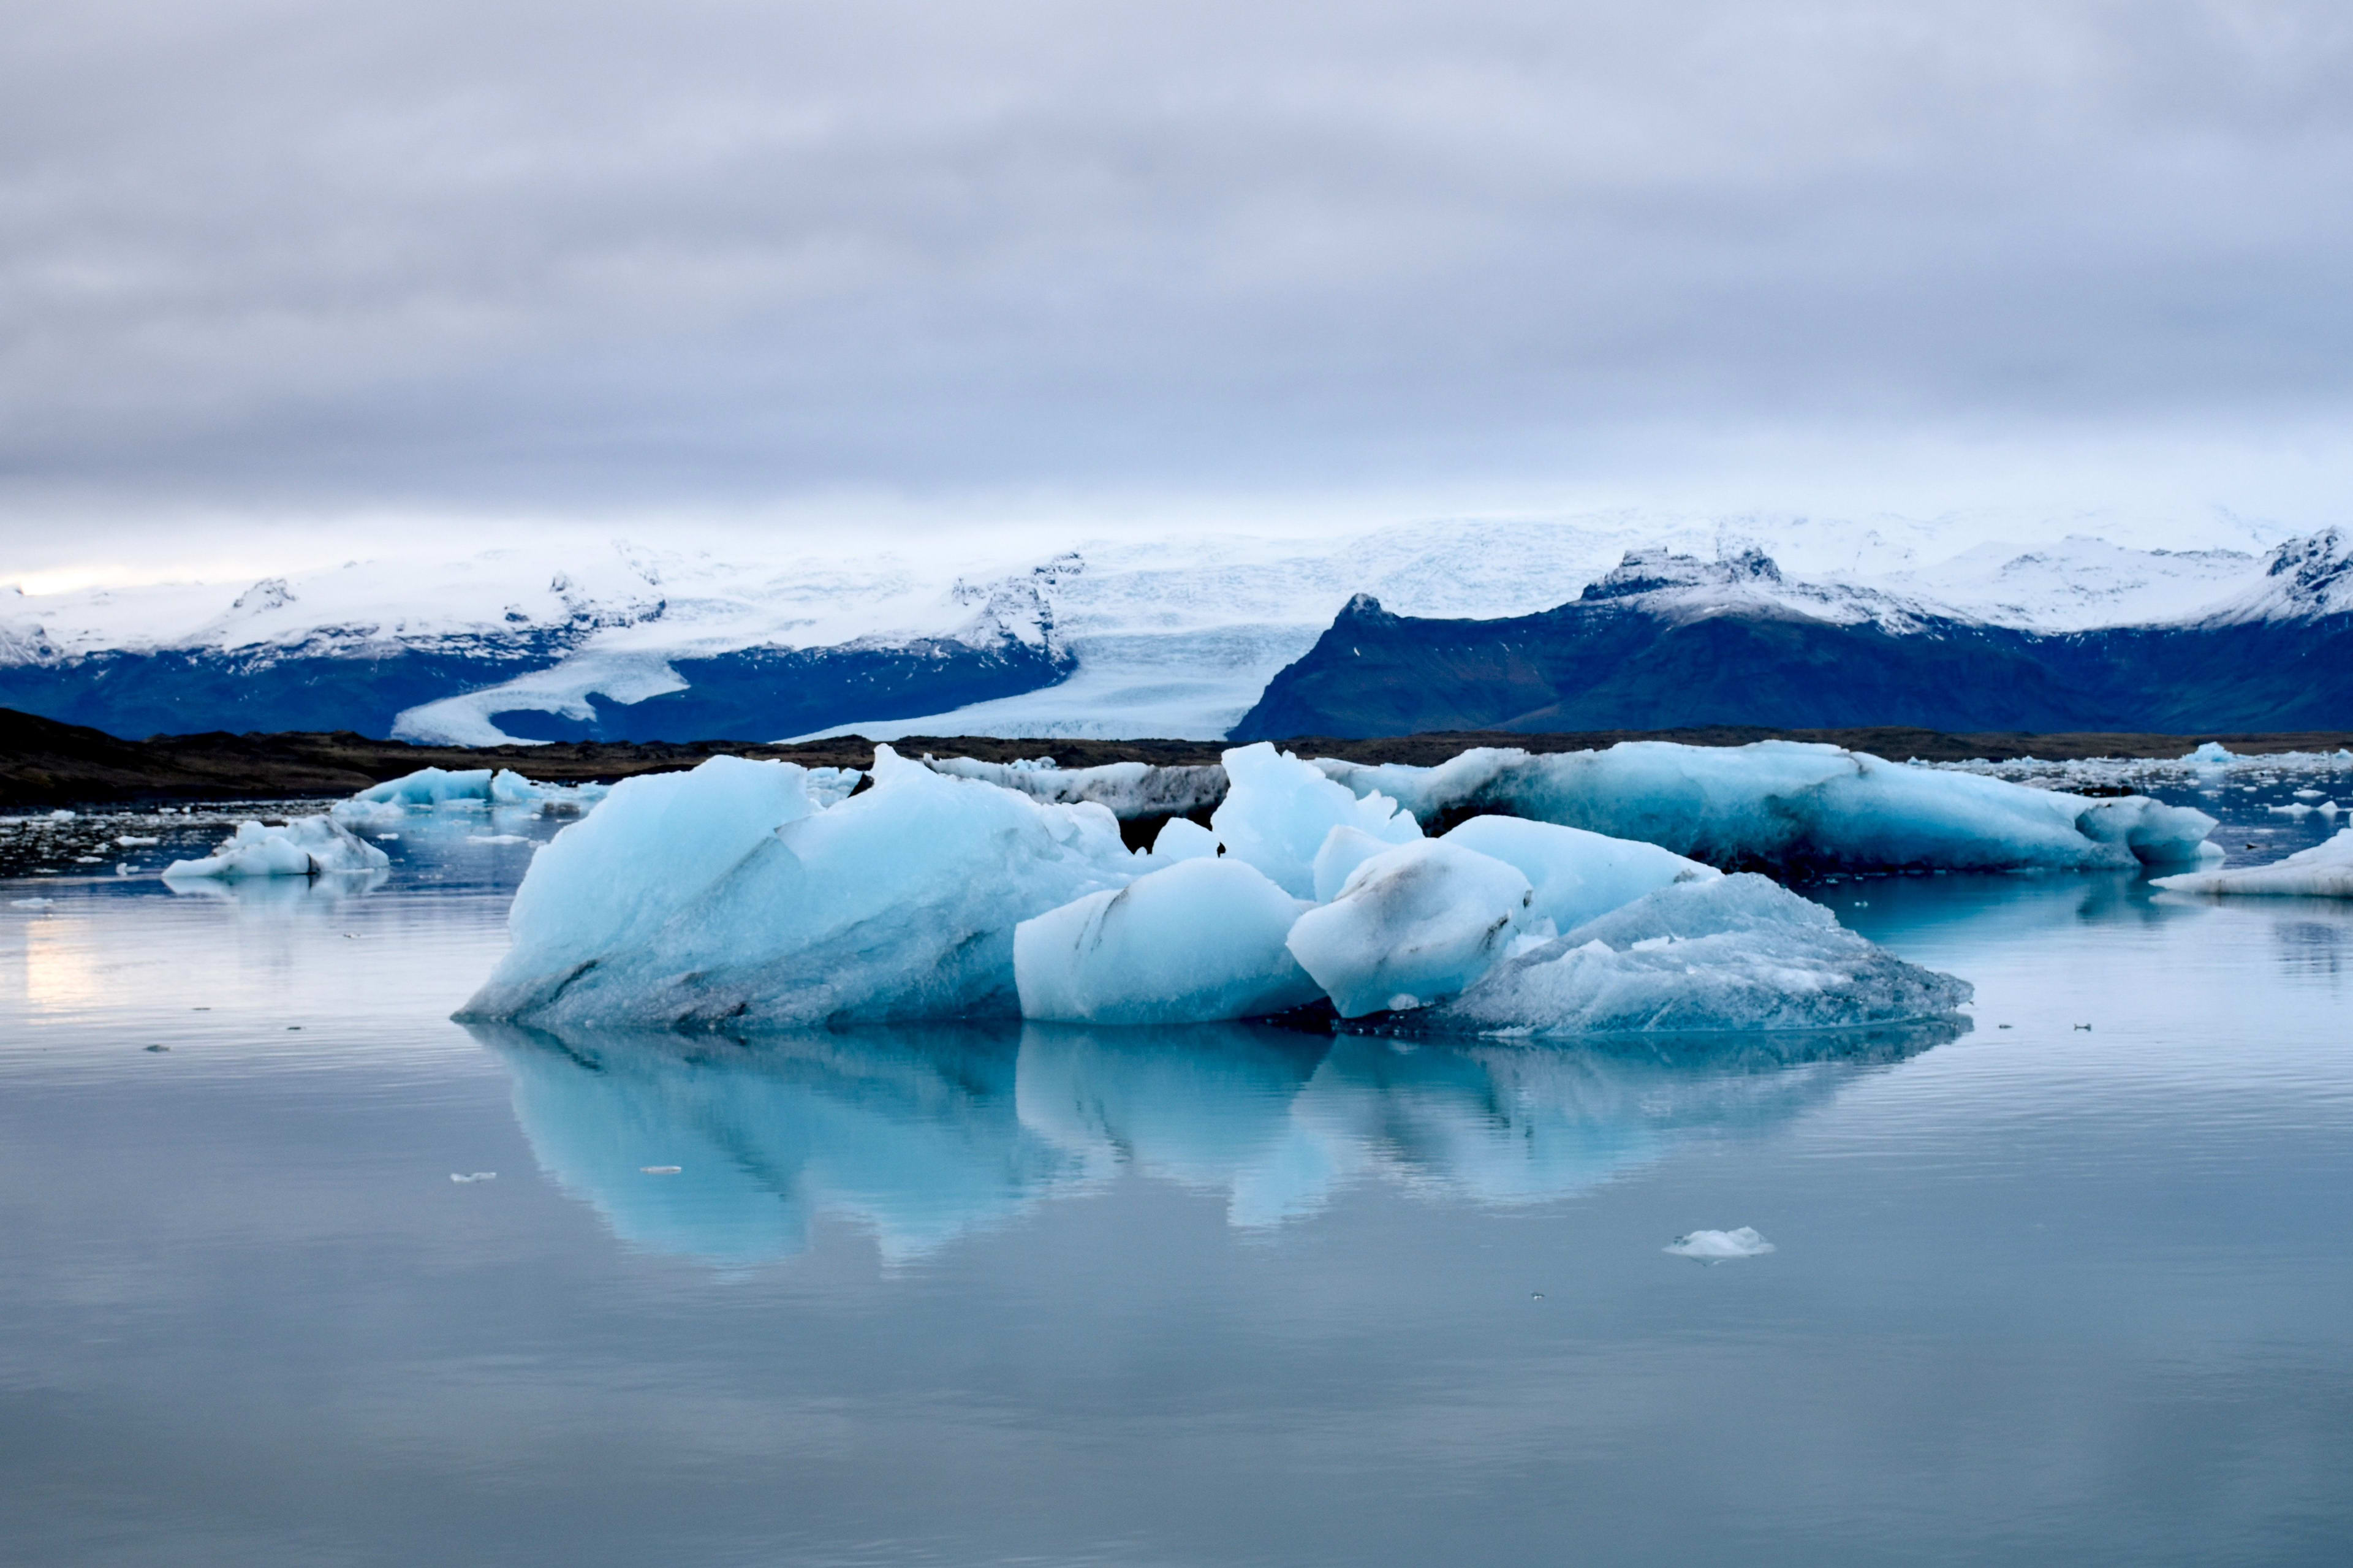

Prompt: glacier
xmin=161 ymin=816 xmax=392 ymax=880
xmin=1315 ymin=740 xmax=2218 ymax=873
xmin=1014 ymin=858 xmax=1323 ymax=1024
xmin=2152 ymin=828 xmax=2353 ymax=898
xmin=1420 ymin=875 xmax=1974 ymax=1037
xmin=460 ymin=746 xmax=1140 ymax=1029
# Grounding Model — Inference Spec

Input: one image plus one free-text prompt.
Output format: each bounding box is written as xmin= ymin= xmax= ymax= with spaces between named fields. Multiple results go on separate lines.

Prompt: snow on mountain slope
xmin=0 ymin=512 xmax=2325 ymax=743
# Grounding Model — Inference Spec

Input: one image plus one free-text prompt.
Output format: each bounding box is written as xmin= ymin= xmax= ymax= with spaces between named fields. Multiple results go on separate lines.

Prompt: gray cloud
xmin=3 ymin=0 xmax=2352 ymax=514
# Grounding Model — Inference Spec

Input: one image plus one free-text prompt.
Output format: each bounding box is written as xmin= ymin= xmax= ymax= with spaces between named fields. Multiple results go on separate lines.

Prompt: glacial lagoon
xmin=3 ymin=779 xmax=2351 ymax=1566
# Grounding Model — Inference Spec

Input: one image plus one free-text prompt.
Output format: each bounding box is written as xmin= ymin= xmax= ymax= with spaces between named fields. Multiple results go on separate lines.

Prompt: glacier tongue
xmin=1316 ymin=740 xmax=2217 ymax=873
xmin=1015 ymin=858 xmax=1323 ymax=1024
xmin=461 ymin=746 xmax=1140 ymax=1029
xmin=1422 ymin=874 xmax=1973 ymax=1037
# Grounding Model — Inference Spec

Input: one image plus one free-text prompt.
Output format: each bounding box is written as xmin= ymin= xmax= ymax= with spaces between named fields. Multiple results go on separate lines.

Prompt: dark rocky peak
xmin=2262 ymin=527 xmax=2352 ymax=602
xmin=1579 ymin=547 xmax=1785 ymax=603
xmin=1335 ymin=593 xmax=1399 ymax=626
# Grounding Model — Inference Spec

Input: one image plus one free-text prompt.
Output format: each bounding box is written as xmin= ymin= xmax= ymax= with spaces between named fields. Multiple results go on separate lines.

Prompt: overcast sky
xmin=4 ymin=0 xmax=2352 ymax=573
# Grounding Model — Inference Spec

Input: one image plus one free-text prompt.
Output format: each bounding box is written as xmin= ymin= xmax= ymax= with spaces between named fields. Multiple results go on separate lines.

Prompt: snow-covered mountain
xmin=0 ymin=515 xmax=2329 ymax=743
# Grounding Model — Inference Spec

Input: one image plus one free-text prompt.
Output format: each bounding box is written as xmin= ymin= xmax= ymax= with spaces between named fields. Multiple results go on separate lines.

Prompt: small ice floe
xmin=449 ymin=1172 xmax=496 ymax=1183
xmin=1666 ymin=1227 xmax=1776 ymax=1261
xmin=117 ymin=835 xmax=161 ymax=847
xmin=2154 ymin=827 xmax=2353 ymax=898
xmin=10 ymin=896 xmax=55 ymax=907
xmin=49 ymin=809 xmax=75 ymax=822
xmin=640 ymin=1165 xmax=682 ymax=1175
xmin=163 ymin=816 xmax=390 ymax=880
xmin=467 ymin=834 xmax=531 ymax=846
xmin=2295 ymin=788 xmax=2327 ymax=801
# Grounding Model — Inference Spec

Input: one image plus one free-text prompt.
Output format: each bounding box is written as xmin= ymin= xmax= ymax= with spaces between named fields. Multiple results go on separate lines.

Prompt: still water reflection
xmin=2 ymin=809 xmax=2349 ymax=1567
xmin=477 ymin=1020 xmax=1958 ymax=1264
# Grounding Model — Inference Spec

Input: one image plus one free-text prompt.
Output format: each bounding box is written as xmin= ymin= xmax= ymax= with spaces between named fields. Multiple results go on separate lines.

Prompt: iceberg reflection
xmin=472 ymin=1018 xmax=1962 ymax=1265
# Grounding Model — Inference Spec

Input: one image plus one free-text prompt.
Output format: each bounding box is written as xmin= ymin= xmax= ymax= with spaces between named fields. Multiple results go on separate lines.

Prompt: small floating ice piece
xmin=449 ymin=1172 xmax=497 ymax=1183
xmin=641 ymin=1165 xmax=682 ymax=1175
xmin=467 ymin=834 xmax=531 ymax=845
xmin=1666 ymin=1226 xmax=1775 ymax=1260
xmin=161 ymin=816 xmax=390 ymax=879
xmin=10 ymin=897 xmax=55 ymax=907
xmin=2153 ymin=827 xmax=2353 ymax=898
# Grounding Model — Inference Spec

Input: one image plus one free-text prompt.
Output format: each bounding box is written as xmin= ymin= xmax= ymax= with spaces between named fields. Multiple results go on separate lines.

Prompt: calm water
xmin=2 ymin=789 xmax=2351 ymax=1566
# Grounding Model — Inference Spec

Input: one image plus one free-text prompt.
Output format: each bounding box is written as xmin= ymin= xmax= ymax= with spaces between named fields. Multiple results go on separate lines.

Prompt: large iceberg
xmin=1015 ymin=858 xmax=1322 ymax=1024
xmin=1286 ymin=839 xmax=1534 ymax=1017
xmin=1420 ymin=874 xmax=1973 ymax=1036
xmin=1210 ymin=742 xmax=1420 ymax=898
xmin=461 ymin=746 xmax=1140 ymax=1029
xmin=2153 ymin=828 xmax=2353 ymax=898
xmin=161 ymin=815 xmax=391 ymax=879
xmin=1315 ymin=740 xmax=2216 ymax=873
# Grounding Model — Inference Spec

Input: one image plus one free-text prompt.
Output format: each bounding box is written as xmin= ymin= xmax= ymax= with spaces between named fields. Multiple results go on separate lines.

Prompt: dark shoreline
xmin=5 ymin=706 xmax=2350 ymax=809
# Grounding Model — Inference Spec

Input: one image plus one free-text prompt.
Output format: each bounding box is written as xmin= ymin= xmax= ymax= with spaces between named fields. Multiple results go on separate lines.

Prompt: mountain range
xmin=2 ymin=518 xmax=2345 ymax=742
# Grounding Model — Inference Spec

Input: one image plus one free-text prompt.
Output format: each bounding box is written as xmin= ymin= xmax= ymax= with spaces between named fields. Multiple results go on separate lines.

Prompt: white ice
xmin=2153 ymin=828 xmax=2353 ymax=898
xmin=1151 ymin=817 xmax=1221 ymax=861
xmin=463 ymin=746 xmax=1140 ymax=1028
xmin=1015 ymin=858 xmax=1322 ymax=1023
xmin=1665 ymin=1227 xmax=1776 ymax=1260
xmin=1422 ymin=874 xmax=1974 ymax=1036
xmin=1286 ymin=839 xmax=1534 ymax=1017
xmin=1439 ymin=814 xmax=1718 ymax=932
xmin=925 ymin=755 xmax=1225 ymax=822
xmin=331 ymin=765 xmax=609 ymax=826
xmin=162 ymin=816 xmax=392 ymax=880
xmin=1316 ymin=740 xmax=2216 ymax=873
xmin=1211 ymin=742 xmax=1419 ymax=899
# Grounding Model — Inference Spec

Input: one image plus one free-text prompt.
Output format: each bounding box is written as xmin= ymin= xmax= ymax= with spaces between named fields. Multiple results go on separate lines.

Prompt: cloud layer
xmin=4 ymin=0 xmax=2352 ymax=521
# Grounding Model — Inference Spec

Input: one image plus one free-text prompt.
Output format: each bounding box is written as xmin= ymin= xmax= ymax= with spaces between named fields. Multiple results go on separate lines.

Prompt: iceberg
xmin=330 ymin=765 xmax=610 ymax=825
xmin=2152 ymin=828 xmax=2353 ymax=898
xmin=1211 ymin=742 xmax=1419 ymax=898
xmin=1665 ymin=1227 xmax=1776 ymax=1260
xmin=161 ymin=816 xmax=392 ymax=880
xmin=1420 ymin=874 xmax=1973 ymax=1036
xmin=1286 ymin=839 xmax=1534 ymax=1017
xmin=1015 ymin=858 xmax=1322 ymax=1024
xmin=1439 ymin=814 xmax=1718 ymax=931
xmin=923 ymin=755 xmax=1225 ymax=822
xmin=461 ymin=746 xmax=1140 ymax=1029
xmin=1316 ymin=740 xmax=2216 ymax=873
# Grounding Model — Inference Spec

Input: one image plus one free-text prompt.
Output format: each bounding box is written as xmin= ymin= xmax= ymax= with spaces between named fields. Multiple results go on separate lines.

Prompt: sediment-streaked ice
xmin=161 ymin=816 xmax=392 ymax=879
xmin=1211 ymin=742 xmax=1419 ymax=898
xmin=2153 ymin=828 xmax=2353 ymax=898
xmin=1015 ymin=858 xmax=1322 ymax=1023
xmin=925 ymin=755 xmax=1225 ymax=821
xmin=1286 ymin=839 xmax=1534 ymax=1017
xmin=1316 ymin=740 xmax=2216 ymax=872
xmin=461 ymin=746 xmax=1139 ymax=1028
xmin=1422 ymin=874 xmax=1973 ymax=1036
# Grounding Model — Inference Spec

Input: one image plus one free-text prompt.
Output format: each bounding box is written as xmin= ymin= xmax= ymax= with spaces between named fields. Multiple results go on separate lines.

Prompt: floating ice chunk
xmin=1150 ymin=816 xmax=1221 ymax=862
xmin=468 ymin=833 xmax=532 ymax=845
xmin=1316 ymin=740 xmax=2216 ymax=873
xmin=1213 ymin=743 xmax=1419 ymax=898
xmin=10 ymin=897 xmax=54 ymax=907
xmin=1422 ymin=874 xmax=1973 ymax=1036
xmin=49 ymin=809 xmax=74 ymax=821
xmin=926 ymin=756 xmax=1224 ymax=821
xmin=2187 ymin=741 xmax=2237 ymax=770
xmin=1665 ymin=1227 xmax=1775 ymax=1260
xmin=1015 ymin=858 xmax=1322 ymax=1023
xmin=480 ymin=754 xmax=820 ymax=991
xmin=2153 ymin=827 xmax=2353 ymax=898
xmin=116 ymin=835 xmax=161 ymax=847
xmin=1286 ymin=839 xmax=1533 ymax=1017
xmin=333 ymin=765 xmax=609 ymax=824
xmin=1441 ymin=815 xmax=1718 ymax=931
xmin=161 ymin=816 xmax=392 ymax=880
xmin=462 ymin=746 xmax=1140 ymax=1028
xmin=1311 ymin=825 xmax=1400 ymax=903
xmin=2294 ymin=787 xmax=2326 ymax=800
xmin=449 ymin=1172 xmax=496 ymax=1183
